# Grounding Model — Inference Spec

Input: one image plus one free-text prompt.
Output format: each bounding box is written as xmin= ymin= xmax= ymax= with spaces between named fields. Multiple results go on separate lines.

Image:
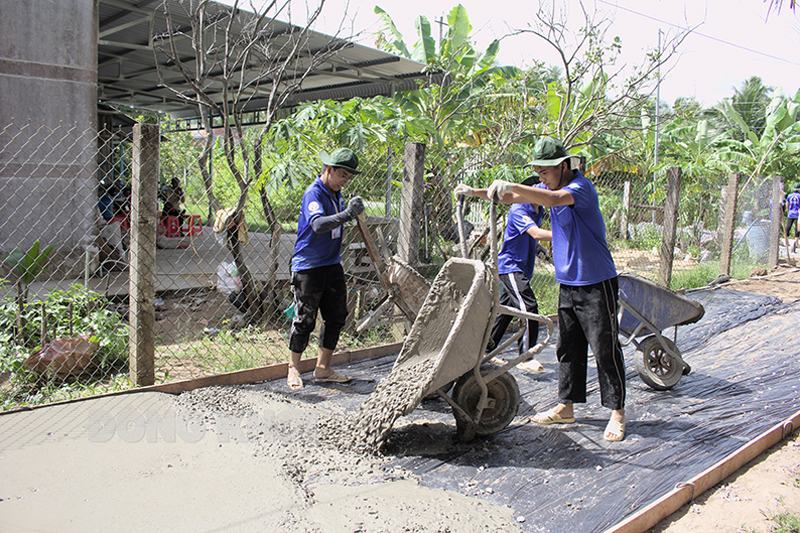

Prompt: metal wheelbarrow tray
xmin=372 ymin=200 xmax=553 ymax=442
xmin=389 ymin=256 xmax=550 ymax=441
xmin=617 ymin=273 xmax=705 ymax=390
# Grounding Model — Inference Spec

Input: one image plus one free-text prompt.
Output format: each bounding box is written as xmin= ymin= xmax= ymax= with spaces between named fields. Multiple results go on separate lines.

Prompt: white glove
xmin=487 ymin=180 xmax=513 ymax=202
xmin=454 ymin=183 xmax=474 ymax=198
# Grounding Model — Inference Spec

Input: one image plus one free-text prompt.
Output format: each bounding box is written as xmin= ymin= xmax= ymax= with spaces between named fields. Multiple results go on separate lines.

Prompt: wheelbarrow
xmin=617 ymin=273 xmax=705 ymax=390
xmin=370 ymin=198 xmax=554 ymax=442
xmin=352 ymin=213 xmax=430 ymax=332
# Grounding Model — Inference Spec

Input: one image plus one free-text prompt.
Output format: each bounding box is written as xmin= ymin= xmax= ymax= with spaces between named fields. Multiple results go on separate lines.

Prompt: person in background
xmin=784 ymin=185 xmax=800 ymax=254
xmin=160 ymin=177 xmax=186 ymax=234
xmin=287 ymin=148 xmax=364 ymax=390
xmin=454 ymin=174 xmax=552 ymax=373
xmin=465 ymin=137 xmax=626 ymax=442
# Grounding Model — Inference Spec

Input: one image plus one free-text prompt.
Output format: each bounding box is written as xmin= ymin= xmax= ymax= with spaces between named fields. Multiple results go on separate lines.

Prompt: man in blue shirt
xmin=455 ymin=175 xmax=552 ymax=373
xmin=287 ymin=148 xmax=364 ymax=390
xmin=481 ymin=137 xmax=626 ymax=442
xmin=784 ymin=186 xmax=800 ymax=254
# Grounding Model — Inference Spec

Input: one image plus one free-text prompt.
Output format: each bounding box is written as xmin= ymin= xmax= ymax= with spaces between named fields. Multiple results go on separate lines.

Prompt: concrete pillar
xmin=769 ymin=175 xmax=784 ymax=266
xmin=399 ymin=143 xmax=425 ymax=267
xmin=129 ymin=123 xmax=160 ymax=386
xmin=621 ymin=181 xmax=631 ymax=241
xmin=0 ymin=0 xmax=98 ymax=257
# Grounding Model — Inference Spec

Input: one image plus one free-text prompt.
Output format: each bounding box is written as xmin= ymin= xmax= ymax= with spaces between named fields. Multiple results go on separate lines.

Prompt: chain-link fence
xmin=1 ymin=119 xmax=787 ymax=410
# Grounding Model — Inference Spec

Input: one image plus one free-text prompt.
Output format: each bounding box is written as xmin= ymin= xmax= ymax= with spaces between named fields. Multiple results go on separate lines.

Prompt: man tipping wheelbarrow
xmin=479 ymin=137 xmax=628 ymax=442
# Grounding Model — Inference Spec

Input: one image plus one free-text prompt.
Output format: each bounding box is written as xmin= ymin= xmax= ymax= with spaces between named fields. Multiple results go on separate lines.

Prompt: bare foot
xmin=287 ymin=367 xmax=303 ymax=390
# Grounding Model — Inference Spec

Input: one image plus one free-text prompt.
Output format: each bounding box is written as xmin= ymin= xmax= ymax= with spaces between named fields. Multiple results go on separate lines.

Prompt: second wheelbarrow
xmin=618 ymin=273 xmax=705 ymax=390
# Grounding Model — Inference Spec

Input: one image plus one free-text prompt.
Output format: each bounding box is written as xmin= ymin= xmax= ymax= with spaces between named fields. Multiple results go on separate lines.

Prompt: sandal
xmin=604 ymin=418 xmax=626 ymax=442
xmin=532 ymin=409 xmax=575 ymax=425
xmin=518 ymin=359 xmax=545 ymax=373
xmin=313 ymin=370 xmax=351 ymax=383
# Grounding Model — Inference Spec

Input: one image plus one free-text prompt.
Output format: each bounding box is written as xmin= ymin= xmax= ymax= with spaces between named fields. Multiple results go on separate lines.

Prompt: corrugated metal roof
xmin=97 ymin=0 xmax=433 ymax=118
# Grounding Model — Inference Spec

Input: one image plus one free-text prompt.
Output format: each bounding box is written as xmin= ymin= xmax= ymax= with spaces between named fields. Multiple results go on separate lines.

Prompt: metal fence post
xmin=659 ymin=167 xmax=681 ymax=287
xmin=129 ymin=123 xmax=159 ymax=386
xmin=769 ymin=175 xmax=784 ymax=267
xmin=399 ymin=142 xmax=425 ymax=267
xmin=385 ymin=147 xmax=393 ymax=217
xmin=621 ymin=180 xmax=631 ymax=240
xmin=719 ymin=173 xmax=740 ymax=277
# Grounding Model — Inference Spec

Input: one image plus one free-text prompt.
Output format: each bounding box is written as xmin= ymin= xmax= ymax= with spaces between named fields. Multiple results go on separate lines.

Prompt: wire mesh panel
xmin=1 ymin=121 xmax=131 ymax=407
xmin=1 ymin=116 xmax=780 ymax=410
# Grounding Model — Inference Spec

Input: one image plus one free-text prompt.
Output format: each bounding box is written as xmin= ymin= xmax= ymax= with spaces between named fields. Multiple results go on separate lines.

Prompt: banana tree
xmin=375 ymin=4 xmax=518 ymax=148
xmin=374 ymin=4 xmax=520 ymax=235
xmin=715 ymin=88 xmax=800 ymax=192
xmin=2 ymin=240 xmax=55 ymax=344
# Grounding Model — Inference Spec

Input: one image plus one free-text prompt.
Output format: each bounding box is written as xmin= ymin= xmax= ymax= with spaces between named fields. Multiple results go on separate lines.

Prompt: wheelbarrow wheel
xmin=452 ymin=365 xmax=520 ymax=439
xmin=635 ymin=335 xmax=683 ymax=391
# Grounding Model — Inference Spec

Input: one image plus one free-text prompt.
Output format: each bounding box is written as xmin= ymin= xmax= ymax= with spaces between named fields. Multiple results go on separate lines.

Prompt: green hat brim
xmin=521 ymin=174 xmax=539 ymax=187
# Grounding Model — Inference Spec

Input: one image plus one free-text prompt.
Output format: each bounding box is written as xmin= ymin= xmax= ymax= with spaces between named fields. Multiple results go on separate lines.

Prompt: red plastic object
xmin=159 ymin=215 xmax=181 ymax=237
xmin=183 ymin=215 xmax=203 ymax=235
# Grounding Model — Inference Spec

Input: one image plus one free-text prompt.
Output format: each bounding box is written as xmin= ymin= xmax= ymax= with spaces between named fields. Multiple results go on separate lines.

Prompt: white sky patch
xmin=231 ymin=0 xmax=800 ymax=106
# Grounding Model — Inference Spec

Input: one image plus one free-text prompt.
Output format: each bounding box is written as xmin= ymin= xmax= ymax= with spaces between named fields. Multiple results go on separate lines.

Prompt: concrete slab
xmin=5 ymin=226 xmax=297 ymax=300
xmin=0 ymin=391 xmax=301 ymax=532
xmin=7 ymin=215 xmax=396 ymax=301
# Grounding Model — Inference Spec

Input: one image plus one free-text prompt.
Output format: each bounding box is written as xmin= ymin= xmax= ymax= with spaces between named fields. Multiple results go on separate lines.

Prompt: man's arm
xmin=471 ymin=184 xmax=574 ymax=207
xmin=309 ymin=197 xmax=364 ymax=234
xmin=526 ymin=225 xmax=552 ymax=241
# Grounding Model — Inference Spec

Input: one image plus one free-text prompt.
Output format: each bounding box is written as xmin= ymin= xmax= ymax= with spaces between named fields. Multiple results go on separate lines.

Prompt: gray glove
xmin=345 ymin=196 xmax=365 ymax=219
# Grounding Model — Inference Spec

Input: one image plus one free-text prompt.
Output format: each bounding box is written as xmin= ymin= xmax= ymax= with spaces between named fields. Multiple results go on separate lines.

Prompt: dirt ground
xmin=647 ymin=263 xmax=800 ymax=533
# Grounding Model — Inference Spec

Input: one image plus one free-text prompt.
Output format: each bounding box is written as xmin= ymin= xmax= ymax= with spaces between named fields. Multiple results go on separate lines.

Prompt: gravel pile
xmin=174 ymin=385 xmax=411 ymax=489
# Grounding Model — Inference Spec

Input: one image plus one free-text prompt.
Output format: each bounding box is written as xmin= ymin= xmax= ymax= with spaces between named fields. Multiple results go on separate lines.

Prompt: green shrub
xmin=0 ymin=284 xmax=130 ymax=410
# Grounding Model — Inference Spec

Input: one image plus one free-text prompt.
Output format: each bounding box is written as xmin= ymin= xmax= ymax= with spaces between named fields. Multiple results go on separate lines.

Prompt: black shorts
xmin=288 ymin=263 xmax=348 ymax=353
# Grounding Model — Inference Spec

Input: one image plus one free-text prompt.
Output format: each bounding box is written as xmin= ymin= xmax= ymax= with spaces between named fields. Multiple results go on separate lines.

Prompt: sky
xmin=299 ymin=0 xmax=800 ymax=107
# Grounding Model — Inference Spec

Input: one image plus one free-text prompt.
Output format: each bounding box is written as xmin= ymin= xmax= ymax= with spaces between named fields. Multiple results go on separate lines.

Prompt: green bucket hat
xmin=528 ymin=137 xmax=574 ymax=167
xmin=319 ymin=148 xmax=361 ymax=175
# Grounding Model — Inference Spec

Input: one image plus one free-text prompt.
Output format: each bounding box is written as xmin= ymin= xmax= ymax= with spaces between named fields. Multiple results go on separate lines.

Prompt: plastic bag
xmin=217 ymin=262 xmax=242 ymax=296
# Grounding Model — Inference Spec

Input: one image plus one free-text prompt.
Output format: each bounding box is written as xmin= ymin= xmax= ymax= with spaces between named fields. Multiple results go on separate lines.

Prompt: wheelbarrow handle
xmin=456 ymin=196 xmax=468 ymax=258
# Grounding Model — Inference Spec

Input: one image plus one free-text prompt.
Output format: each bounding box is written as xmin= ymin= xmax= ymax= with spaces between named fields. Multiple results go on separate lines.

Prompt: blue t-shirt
xmin=291 ymin=177 xmax=346 ymax=272
xmin=497 ymin=203 xmax=543 ymax=279
xmin=545 ymin=171 xmax=617 ymax=286
xmin=786 ymin=192 xmax=800 ymax=219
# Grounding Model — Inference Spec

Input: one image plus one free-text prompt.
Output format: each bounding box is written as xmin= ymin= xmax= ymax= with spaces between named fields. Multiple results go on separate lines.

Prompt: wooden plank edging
xmin=0 ymin=341 xmax=403 ymax=414
xmin=144 ymin=341 xmax=403 ymax=394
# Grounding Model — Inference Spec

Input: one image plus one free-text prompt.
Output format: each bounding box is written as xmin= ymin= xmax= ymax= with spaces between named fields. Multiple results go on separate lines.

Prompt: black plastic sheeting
xmin=260 ymin=288 xmax=800 ymax=533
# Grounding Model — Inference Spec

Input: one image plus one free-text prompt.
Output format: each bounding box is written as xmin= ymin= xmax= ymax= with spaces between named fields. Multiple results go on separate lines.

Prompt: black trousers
xmin=556 ymin=277 xmax=626 ymax=411
xmin=786 ymin=217 xmax=798 ymax=238
xmin=490 ymin=271 xmax=540 ymax=355
xmin=289 ymin=263 xmax=348 ymax=354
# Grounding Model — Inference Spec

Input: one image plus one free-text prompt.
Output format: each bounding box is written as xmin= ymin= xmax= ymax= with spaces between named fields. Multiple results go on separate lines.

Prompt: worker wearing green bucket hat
xmin=463 ymin=137 xmax=627 ymax=442
xmin=287 ymin=148 xmax=364 ymax=390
